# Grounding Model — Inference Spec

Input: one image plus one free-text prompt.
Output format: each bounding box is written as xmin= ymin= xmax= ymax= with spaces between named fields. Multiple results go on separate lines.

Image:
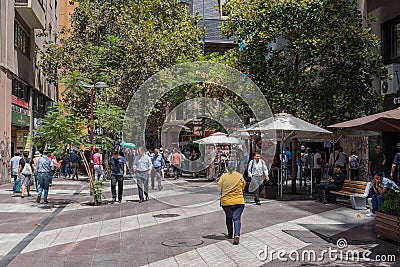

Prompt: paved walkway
xmin=0 ymin=176 xmax=398 ymax=266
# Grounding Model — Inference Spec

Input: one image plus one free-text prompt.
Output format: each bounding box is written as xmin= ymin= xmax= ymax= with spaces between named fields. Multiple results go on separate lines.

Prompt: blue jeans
xmin=37 ymin=173 xmax=51 ymax=201
xmin=222 ymin=204 xmax=245 ymax=237
xmin=11 ymin=175 xmax=18 ymax=193
xmin=371 ymin=193 xmax=385 ymax=213
xmin=64 ymin=163 xmax=70 ymax=177
xmin=136 ymin=172 xmax=149 ymax=201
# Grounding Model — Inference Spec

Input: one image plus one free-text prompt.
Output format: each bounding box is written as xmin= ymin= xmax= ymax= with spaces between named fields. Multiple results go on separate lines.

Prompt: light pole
xmin=78 ymin=81 xmax=109 ymax=145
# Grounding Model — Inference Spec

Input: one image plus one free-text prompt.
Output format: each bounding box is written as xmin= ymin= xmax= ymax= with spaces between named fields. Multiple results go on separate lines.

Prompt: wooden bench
xmin=330 ymin=180 xmax=371 ymax=210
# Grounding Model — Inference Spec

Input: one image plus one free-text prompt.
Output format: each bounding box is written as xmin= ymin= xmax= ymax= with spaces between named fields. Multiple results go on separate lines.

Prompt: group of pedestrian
xmin=9 ymin=150 xmax=56 ymax=204
xmin=108 ymin=147 xmax=167 ymax=204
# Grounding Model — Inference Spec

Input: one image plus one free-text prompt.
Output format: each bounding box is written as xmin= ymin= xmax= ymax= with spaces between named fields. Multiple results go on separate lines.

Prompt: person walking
xmin=349 ymin=151 xmax=360 ymax=180
xmin=151 ymin=148 xmax=165 ymax=190
xmin=62 ymin=151 xmax=71 ymax=178
xmin=368 ymin=145 xmax=386 ymax=179
xmin=171 ymin=149 xmax=182 ymax=179
xmin=18 ymin=151 xmax=34 ymax=198
xmin=9 ymin=152 xmax=21 ymax=195
xmin=36 ymin=150 xmax=55 ymax=204
xmin=329 ymin=147 xmax=348 ymax=175
xmin=92 ymin=148 xmax=103 ymax=182
xmin=217 ymin=161 xmax=246 ymax=245
xmin=390 ymin=143 xmax=400 ymax=185
xmin=70 ymin=149 xmax=81 ymax=180
xmin=31 ymin=151 xmax=41 ymax=190
xmin=247 ymin=152 xmax=269 ymax=205
xmin=133 ymin=147 xmax=152 ymax=203
xmin=108 ymin=151 xmax=127 ymax=203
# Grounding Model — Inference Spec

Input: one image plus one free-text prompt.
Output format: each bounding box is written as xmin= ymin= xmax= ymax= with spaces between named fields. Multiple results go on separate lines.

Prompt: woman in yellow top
xmin=217 ymin=161 xmax=246 ymax=245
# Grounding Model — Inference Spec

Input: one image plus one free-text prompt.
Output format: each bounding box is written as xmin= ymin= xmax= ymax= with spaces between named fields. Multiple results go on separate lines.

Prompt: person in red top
xmin=171 ymin=149 xmax=182 ymax=179
xmin=93 ymin=148 xmax=103 ymax=182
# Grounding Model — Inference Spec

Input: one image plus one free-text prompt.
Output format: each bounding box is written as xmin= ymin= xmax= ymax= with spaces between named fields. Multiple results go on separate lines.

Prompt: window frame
xmin=14 ymin=21 xmax=30 ymax=57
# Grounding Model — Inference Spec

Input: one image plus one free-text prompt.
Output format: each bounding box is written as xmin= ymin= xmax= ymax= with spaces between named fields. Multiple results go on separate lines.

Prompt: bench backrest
xmin=341 ymin=180 xmax=369 ymax=195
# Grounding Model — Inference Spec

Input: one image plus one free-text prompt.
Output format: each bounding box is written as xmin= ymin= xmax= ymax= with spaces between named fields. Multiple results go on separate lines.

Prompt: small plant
xmin=91 ymin=180 xmax=105 ymax=205
xmin=380 ymin=190 xmax=400 ymax=216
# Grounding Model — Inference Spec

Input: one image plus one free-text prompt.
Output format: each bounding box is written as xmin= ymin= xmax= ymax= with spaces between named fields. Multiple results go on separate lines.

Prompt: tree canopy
xmin=221 ymin=0 xmax=387 ymax=126
xmin=37 ymin=0 xmax=204 ymax=149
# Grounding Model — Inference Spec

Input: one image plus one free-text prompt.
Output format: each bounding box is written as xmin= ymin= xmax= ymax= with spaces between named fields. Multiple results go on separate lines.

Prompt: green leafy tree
xmin=32 ymin=103 xmax=87 ymax=156
xmin=221 ymin=0 xmax=388 ymax=126
xmin=39 ymin=0 xmax=203 ymax=112
xmin=94 ymin=101 xmax=125 ymax=152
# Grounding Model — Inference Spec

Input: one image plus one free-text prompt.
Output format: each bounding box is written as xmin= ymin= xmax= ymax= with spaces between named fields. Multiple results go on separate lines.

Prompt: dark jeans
xmin=110 ymin=174 xmax=124 ymax=201
xmin=172 ymin=165 xmax=181 ymax=178
xmin=316 ymin=183 xmax=339 ymax=202
xmin=350 ymin=169 xmax=359 ymax=180
xmin=371 ymin=193 xmax=385 ymax=213
xmin=12 ymin=174 xmax=18 ymax=193
xmin=70 ymin=162 xmax=79 ymax=180
xmin=222 ymin=204 xmax=245 ymax=237
xmin=254 ymin=184 xmax=265 ymax=202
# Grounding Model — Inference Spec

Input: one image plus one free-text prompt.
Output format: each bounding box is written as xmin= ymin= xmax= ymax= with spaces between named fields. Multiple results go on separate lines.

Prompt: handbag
xmin=15 ymin=177 xmax=21 ymax=192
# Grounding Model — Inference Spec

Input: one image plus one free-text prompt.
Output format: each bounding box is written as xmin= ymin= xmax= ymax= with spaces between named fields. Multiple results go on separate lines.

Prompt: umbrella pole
xmin=291 ymin=138 xmax=297 ymax=193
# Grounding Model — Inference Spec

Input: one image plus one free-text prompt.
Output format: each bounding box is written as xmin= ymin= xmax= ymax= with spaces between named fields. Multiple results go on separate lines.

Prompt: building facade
xmin=182 ymin=0 xmax=235 ymax=53
xmin=0 ymin=0 xmax=58 ymax=183
xmin=362 ymin=0 xmax=400 ymax=169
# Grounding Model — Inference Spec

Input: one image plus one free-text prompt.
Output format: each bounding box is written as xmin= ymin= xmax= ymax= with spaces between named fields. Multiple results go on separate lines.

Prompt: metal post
xmin=89 ymin=86 xmax=95 ymax=145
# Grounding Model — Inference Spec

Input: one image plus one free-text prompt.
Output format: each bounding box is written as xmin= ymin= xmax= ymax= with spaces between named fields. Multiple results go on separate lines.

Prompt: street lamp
xmin=77 ymin=81 xmax=109 ymax=145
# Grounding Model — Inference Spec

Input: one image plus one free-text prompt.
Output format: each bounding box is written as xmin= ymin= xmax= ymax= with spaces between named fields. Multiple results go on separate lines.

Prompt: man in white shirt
xmin=313 ymin=149 xmax=324 ymax=185
xmin=9 ymin=152 xmax=22 ymax=194
xmin=247 ymin=153 xmax=269 ymax=205
xmin=329 ymin=147 xmax=348 ymax=175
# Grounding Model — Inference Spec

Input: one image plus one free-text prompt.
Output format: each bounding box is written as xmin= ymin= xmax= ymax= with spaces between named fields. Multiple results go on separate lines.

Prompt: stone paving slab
xmin=0 ymin=176 xmax=398 ymax=266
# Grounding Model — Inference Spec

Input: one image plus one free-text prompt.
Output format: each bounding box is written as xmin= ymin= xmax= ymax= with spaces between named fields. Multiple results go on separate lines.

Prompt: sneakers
xmin=255 ymin=201 xmax=261 ymax=205
xmin=44 ymin=200 xmax=48 ymax=204
xmin=36 ymin=195 xmax=41 ymax=203
xmin=366 ymin=212 xmax=375 ymax=217
xmin=233 ymin=236 xmax=240 ymax=245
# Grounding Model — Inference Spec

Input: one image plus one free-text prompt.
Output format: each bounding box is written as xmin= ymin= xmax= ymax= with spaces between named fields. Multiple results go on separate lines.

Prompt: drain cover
xmin=153 ymin=213 xmax=180 ymax=218
xmin=162 ymin=238 xmax=204 ymax=247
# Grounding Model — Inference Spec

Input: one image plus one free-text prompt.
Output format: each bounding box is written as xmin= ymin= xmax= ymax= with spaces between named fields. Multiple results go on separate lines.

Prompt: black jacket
xmin=332 ymin=172 xmax=345 ymax=190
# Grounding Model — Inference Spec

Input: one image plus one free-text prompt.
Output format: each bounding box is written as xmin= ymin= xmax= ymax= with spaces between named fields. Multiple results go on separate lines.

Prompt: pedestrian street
xmin=0 ymin=177 xmax=398 ymax=266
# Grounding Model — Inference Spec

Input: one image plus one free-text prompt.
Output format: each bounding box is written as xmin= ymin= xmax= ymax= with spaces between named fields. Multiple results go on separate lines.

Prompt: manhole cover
xmin=153 ymin=213 xmax=180 ymax=218
xmin=162 ymin=238 xmax=204 ymax=247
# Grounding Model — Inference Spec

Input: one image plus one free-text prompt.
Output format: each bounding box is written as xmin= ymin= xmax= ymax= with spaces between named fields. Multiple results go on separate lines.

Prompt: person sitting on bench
xmin=366 ymin=172 xmax=399 ymax=217
xmin=316 ymin=164 xmax=345 ymax=204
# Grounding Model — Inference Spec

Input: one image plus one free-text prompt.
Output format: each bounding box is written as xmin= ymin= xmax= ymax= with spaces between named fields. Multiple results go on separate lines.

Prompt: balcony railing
xmin=15 ymin=0 xmax=28 ymax=4
xmin=14 ymin=0 xmax=45 ymax=29
xmin=15 ymin=0 xmax=44 ymax=7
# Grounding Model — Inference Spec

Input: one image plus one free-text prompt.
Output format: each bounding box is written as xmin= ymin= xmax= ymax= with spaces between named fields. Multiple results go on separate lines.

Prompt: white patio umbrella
xmin=242 ymin=112 xmax=332 ymax=197
xmin=194 ymin=132 xmax=244 ymax=145
xmin=244 ymin=113 xmax=332 ymax=135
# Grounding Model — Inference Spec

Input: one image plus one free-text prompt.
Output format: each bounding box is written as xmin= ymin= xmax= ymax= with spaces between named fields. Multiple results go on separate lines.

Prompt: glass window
xmin=395 ymin=23 xmax=400 ymax=59
xmin=12 ymin=78 xmax=29 ymax=102
xmin=14 ymin=21 xmax=30 ymax=56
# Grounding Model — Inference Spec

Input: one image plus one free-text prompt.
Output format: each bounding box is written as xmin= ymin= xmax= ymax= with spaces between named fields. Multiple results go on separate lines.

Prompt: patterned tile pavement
xmin=0 ymin=175 xmax=398 ymax=266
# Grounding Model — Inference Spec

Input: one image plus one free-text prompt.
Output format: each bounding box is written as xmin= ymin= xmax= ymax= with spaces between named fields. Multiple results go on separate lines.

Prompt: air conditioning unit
xmin=381 ymin=63 xmax=400 ymax=95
